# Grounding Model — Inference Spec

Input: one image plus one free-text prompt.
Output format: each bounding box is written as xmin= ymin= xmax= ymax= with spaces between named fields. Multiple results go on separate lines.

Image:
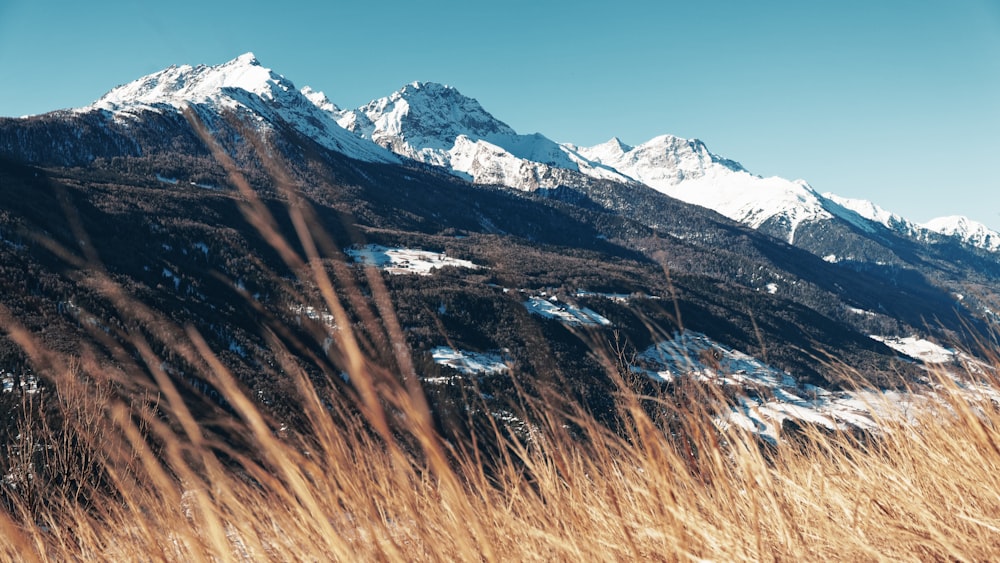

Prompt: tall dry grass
xmin=2 ymin=117 xmax=1000 ymax=561
xmin=4 ymin=326 xmax=1000 ymax=561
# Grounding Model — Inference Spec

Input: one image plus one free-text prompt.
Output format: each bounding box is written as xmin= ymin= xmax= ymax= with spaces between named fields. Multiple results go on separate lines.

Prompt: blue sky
xmin=2 ymin=1 xmax=999 ymax=229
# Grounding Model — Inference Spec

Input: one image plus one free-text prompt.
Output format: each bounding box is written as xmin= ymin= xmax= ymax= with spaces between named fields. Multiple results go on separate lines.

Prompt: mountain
xmin=821 ymin=192 xmax=926 ymax=242
xmin=924 ymin=216 xmax=1000 ymax=253
xmin=1 ymin=53 xmax=398 ymax=167
xmin=0 ymin=53 xmax=997 ymax=446
xmin=322 ymin=82 xmax=846 ymax=245
xmin=322 ymin=81 xmax=1000 ymax=263
xmin=326 ymin=81 xmax=635 ymax=188
xmin=573 ymin=135 xmax=831 ymax=244
xmin=316 ymin=79 xmax=1000 ymax=331
xmin=317 ymin=79 xmax=1000 ymax=298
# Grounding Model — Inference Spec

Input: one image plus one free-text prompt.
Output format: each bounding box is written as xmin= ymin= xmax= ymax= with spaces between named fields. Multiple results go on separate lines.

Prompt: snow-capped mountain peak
xmin=923 ymin=215 xmax=1000 ymax=252
xmin=573 ymin=133 xmax=831 ymax=242
xmin=571 ymin=137 xmax=634 ymax=162
xmin=338 ymin=81 xmax=516 ymax=148
xmin=579 ymin=134 xmax=746 ymax=187
xmin=300 ymin=86 xmax=339 ymax=113
xmin=319 ymin=81 xmax=635 ymax=186
xmin=86 ymin=52 xmax=287 ymax=112
xmin=323 ymin=81 xmax=834 ymax=241
xmin=823 ymin=193 xmax=900 ymax=228
xmin=820 ymin=192 xmax=923 ymax=238
xmin=79 ymin=54 xmax=398 ymax=164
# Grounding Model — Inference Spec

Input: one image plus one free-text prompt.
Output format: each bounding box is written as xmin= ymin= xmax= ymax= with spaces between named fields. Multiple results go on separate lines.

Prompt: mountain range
xmin=12 ymin=52 xmax=998 ymax=254
xmin=1 ymin=53 xmax=998 ymax=439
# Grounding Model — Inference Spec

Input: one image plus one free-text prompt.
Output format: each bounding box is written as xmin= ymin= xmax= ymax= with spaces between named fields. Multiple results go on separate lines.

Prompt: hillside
xmin=0 ymin=53 xmax=995 ymax=449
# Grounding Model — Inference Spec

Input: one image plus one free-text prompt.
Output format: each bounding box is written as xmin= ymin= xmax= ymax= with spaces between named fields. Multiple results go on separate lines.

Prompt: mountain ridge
xmin=68 ymin=52 xmax=400 ymax=166
xmin=10 ymin=52 xmax=996 ymax=255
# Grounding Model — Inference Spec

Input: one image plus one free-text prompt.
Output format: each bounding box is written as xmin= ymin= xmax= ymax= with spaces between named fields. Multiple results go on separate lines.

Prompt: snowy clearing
xmin=575 ymin=290 xmax=660 ymax=303
xmin=870 ymin=335 xmax=955 ymax=364
xmin=346 ymin=244 xmax=482 ymax=275
xmin=634 ymin=331 xmax=794 ymax=388
xmin=524 ymin=296 xmax=612 ymax=327
xmin=430 ymin=346 xmax=508 ymax=378
xmin=633 ymin=331 xmax=930 ymax=443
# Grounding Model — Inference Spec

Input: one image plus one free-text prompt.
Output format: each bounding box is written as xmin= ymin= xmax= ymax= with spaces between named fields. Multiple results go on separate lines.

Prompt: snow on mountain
xmin=632 ymin=331 xmax=902 ymax=444
xmin=816 ymin=194 xmax=1000 ymax=254
xmin=98 ymin=59 xmax=983 ymax=255
xmin=823 ymin=193 xmax=897 ymax=229
xmin=574 ymin=134 xmax=745 ymax=186
xmin=300 ymin=86 xmax=339 ymax=114
xmin=315 ymin=79 xmax=1000 ymax=256
xmin=923 ymin=215 xmax=1000 ymax=252
xmin=577 ymin=135 xmax=831 ymax=242
xmin=336 ymin=81 xmax=516 ymax=151
xmin=316 ymin=82 xmax=633 ymax=188
xmin=667 ymin=172 xmax=830 ymax=243
xmin=86 ymin=52 xmax=277 ymax=111
xmin=821 ymin=192 xmax=923 ymax=238
xmin=80 ymin=53 xmax=398 ymax=164
xmin=319 ymin=83 xmax=835 ymax=240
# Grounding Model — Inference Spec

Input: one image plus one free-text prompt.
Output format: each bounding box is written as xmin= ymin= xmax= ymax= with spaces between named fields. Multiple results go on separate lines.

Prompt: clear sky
xmin=2 ymin=1 xmax=999 ymax=229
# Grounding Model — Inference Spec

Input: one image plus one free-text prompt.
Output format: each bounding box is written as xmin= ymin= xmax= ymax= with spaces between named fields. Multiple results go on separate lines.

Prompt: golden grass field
xmin=3 ymin=326 xmax=1000 ymax=562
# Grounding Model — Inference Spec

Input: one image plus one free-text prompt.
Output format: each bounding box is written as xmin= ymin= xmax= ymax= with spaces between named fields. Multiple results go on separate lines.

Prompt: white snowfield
xmin=524 ymin=296 xmax=612 ymax=327
xmin=824 ymin=192 xmax=915 ymax=234
xmin=869 ymin=335 xmax=957 ymax=364
xmin=430 ymin=346 xmax=508 ymax=377
xmin=634 ymin=331 xmax=995 ymax=445
xmin=345 ymin=244 xmax=481 ymax=275
xmin=634 ymin=331 xmax=795 ymax=387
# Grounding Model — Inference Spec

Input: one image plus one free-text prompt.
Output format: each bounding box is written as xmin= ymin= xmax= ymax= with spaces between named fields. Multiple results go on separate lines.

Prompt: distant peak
xmin=647 ymin=133 xmax=684 ymax=143
xmin=923 ymin=215 xmax=1000 ymax=252
xmin=231 ymin=52 xmax=260 ymax=66
xmin=607 ymin=137 xmax=633 ymax=152
xmin=587 ymin=137 xmax=634 ymax=155
xmin=301 ymin=86 xmax=337 ymax=111
xmin=83 ymin=52 xmax=288 ymax=112
xmin=638 ymin=134 xmax=706 ymax=154
xmin=398 ymin=81 xmax=456 ymax=96
xmin=924 ymin=215 xmax=975 ymax=231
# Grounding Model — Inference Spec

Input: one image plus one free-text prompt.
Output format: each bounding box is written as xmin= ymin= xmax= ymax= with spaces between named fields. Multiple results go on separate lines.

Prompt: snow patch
xmin=630 ymin=331 xmax=917 ymax=443
xmin=346 ymin=244 xmax=482 ymax=275
xmin=870 ymin=335 xmax=955 ymax=364
xmin=161 ymin=267 xmax=180 ymax=291
xmin=524 ymin=296 xmax=612 ymax=327
xmin=430 ymin=346 xmax=508 ymax=377
xmin=575 ymin=290 xmax=634 ymax=302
